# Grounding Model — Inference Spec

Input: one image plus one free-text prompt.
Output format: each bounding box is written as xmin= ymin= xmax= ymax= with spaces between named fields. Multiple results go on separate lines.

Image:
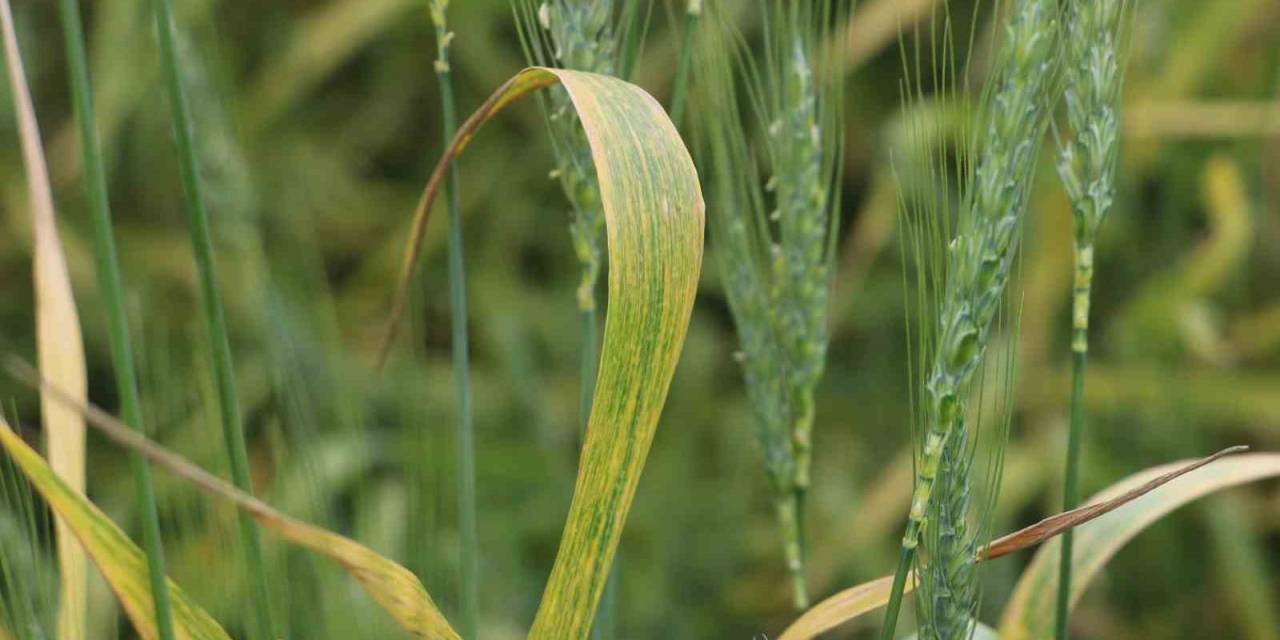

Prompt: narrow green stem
xmin=54 ymin=2 xmax=175 ymax=638
xmin=148 ymin=2 xmax=274 ymax=637
xmin=880 ymin=527 xmax=918 ymax=640
xmin=1057 ymin=251 xmax=1093 ymax=640
xmin=429 ymin=6 xmax=479 ymax=636
xmin=1055 ymin=348 xmax=1086 ymax=640
xmin=668 ymin=3 xmax=700 ymax=125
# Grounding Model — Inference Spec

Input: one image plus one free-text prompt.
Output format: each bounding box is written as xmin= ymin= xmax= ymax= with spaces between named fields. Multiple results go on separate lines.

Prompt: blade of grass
xmin=426 ymin=2 xmax=478 ymax=637
xmin=146 ymin=1 xmax=274 ymax=637
xmin=0 ymin=419 xmax=230 ymax=640
xmin=376 ymin=67 xmax=702 ymax=639
xmin=6 ymin=358 xmax=461 ymax=640
xmin=2 ymin=3 xmax=90 ymax=637
xmin=780 ymin=447 xmax=1252 ymax=640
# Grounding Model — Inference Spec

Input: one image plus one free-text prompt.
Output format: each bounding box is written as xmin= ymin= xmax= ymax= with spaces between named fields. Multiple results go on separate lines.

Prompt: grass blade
xmin=6 ymin=359 xmax=461 ymax=640
xmin=0 ymin=4 xmax=90 ymax=637
xmin=376 ymin=67 xmax=702 ymax=639
xmin=0 ymin=420 xmax=230 ymax=640
xmin=999 ymin=452 xmax=1280 ymax=639
xmin=146 ymin=1 xmax=274 ymax=637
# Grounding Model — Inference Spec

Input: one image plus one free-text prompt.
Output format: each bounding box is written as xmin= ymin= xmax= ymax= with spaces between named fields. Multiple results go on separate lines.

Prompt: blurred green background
xmin=1 ymin=0 xmax=1278 ymax=637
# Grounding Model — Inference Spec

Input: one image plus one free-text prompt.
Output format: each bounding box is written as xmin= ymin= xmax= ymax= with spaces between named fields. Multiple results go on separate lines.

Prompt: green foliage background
xmin=0 ymin=0 xmax=1278 ymax=637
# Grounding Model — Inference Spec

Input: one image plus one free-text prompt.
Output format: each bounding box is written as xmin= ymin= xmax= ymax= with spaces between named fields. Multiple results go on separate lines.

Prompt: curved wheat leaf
xmin=0 ymin=2 xmax=89 ymax=637
xmin=999 ymin=452 xmax=1280 ymax=640
xmin=780 ymin=447 xmax=1252 ymax=640
xmin=377 ymin=67 xmax=703 ymax=639
xmin=0 ymin=421 xmax=228 ymax=640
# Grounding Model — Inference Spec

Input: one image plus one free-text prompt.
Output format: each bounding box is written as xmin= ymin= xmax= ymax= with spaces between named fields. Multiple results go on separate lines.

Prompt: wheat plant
xmin=696 ymin=0 xmax=845 ymax=610
xmin=880 ymin=1 xmax=1060 ymax=637
xmin=1054 ymin=1 xmax=1126 ymax=638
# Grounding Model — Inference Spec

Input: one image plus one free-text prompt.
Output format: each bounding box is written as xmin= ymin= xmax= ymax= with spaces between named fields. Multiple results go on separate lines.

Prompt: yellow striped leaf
xmin=0 ymin=421 xmax=230 ymax=640
xmin=0 ymin=3 xmax=88 ymax=637
xmin=378 ymin=68 xmax=704 ymax=639
xmin=999 ymin=453 xmax=1280 ymax=640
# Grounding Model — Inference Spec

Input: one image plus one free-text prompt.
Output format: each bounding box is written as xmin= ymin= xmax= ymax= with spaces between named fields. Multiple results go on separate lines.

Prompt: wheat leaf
xmin=0 ymin=3 xmax=89 ymax=637
xmin=0 ymin=421 xmax=229 ymax=640
xmin=377 ymin=67 xmax=703 ymax=639
xmin=999 ymin=452 xmax=1280 ymax=639
xmin=778 ymin=574 xmax=917 ymax=640
xmin=779 ymin=447 xmax=1254 ymax=639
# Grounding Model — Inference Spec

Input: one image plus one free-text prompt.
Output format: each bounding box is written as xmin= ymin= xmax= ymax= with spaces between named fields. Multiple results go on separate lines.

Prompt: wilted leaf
xmin=377 ymin=67 xmax=703 ymax=639
xmin=999 ymin=453 xmax=1280 ymax=639
xmin=0 ymin=3 xmax=89 ymax=637
xmin=0 ymin=421 xmax=230 ymax=640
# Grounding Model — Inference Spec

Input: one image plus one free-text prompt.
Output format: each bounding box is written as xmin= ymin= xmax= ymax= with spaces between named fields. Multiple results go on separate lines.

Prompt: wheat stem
xmin=428 ymin=2 xmax=479 ymax=637
xmin=668 ymin=0 xmax=701 ymax=125
xmin=51 ymin=1 xmax=177 ymax=638
xmin=148 ymin=1 xmax=275 ymax=637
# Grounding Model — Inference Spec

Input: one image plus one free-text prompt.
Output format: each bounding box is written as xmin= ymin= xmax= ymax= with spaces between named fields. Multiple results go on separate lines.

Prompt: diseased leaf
xmin=0 ymin=3 xmax=89 ymax=637
xmin=377 ymin=67 xmax=703 ymax=639
xmin=999 ymin=453 xmax=1280 ymax=640
xmin=0 ymin=421 xmax=229 ymax=640
xmin=5 ymin=359 xmax=459 ymax=640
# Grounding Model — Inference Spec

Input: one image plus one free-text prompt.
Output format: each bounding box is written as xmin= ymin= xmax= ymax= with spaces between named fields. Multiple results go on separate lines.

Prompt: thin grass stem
xmin=148 ymin=1 xmax=274 ymax=637
xmin=428 ymin=3 xmax=479 ymax=636
xmin=668 ymin=1 xmax=701 ymax=125
xmin=53 ymin=2 xmax=176 ymax=638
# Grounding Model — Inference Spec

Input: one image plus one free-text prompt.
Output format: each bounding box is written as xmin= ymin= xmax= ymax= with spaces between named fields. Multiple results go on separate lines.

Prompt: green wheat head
xmin=899 ymin=0 xmax=1060 ymax=637
xmin=1058 ymin=0 xmax=1125 ymax=352
xmin=697 ymin=0 xmax=845 ymax=609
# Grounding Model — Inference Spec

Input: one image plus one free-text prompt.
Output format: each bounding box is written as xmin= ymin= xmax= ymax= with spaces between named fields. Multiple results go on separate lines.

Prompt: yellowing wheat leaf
xmin=377 ymin=67 xmax=703 ymax=639
xmin=0 ymin=3 xmax=88 ymax=638
xmin=7 ymin=360 xmax=458 ymax=640
xmin=0 ymin=421 xmax=230 ymax=640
